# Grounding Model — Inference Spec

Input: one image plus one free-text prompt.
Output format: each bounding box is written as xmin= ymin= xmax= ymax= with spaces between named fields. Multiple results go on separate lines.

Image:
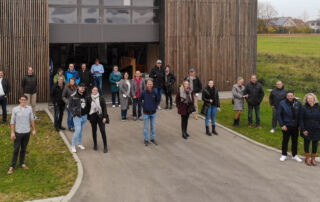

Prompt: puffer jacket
xmin=300 ymin=103 xmax=320 ymax=141
xmin=149 ymin=66 xmax=165 ymax=89
xmin=269 ymin=87 xmax=287 ymax=109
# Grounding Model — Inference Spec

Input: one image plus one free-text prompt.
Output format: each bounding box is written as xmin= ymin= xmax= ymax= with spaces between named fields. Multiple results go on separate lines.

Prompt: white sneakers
xmin=270 ymin=129 xmax=275 ymax=133
xmin=71 ymin=145 xmax=85 ymax=153
xmin=280 ymin=155 xmax=287 ymax=162
xmin=112 ymin=105 xmax=116 ymax=108
xmin=158 ymin=106 xmax=162 ymax=110
xmin=292 ymin=155 xmax=302 ymax=162
xmin=280 ymin=155 xmax=302 ymax=162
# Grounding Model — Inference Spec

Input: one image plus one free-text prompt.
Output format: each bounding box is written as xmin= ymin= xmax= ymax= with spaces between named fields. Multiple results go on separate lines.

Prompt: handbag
xmin=200 ymin=103 xmax=209 ymax=115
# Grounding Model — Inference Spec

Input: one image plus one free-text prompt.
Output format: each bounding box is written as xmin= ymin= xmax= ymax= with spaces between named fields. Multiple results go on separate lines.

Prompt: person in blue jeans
xmin=91 ymin=59 xmax=104 ymax=95
xmin=68 ymin=83 xmax=89 ymax=153
xmin=62 ymin=78 xmax=77 ymax=131
xmin=0 ymin=70 xmax=10 ymax=124
xmin=140 ymin=80 xmax=159 ymax=146
xmin=201 ymin=80 xmax=221 ymax=136
xmin=149 ymin=59 xmax=164 ymax=109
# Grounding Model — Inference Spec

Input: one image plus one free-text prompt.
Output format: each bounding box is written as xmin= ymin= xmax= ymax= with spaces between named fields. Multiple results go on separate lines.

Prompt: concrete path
xmin=56 ymin=103 xmax=320 ymax=202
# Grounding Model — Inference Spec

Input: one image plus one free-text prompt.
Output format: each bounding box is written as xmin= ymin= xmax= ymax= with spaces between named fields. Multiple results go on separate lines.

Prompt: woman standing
xmin=232 ymin=77 xmax=245 ymax=127
xmin=164 ymin=65 xmax=176 ymax=109
xmin=119 ymin=72 xmax=131 ymax=121
xmin=201 ymin=80 xmax=220 ymax=136
xmin=62 ymin=77 xmax=77 ymax=131
xmin=109 ymin=65 xmax=122 ymax=107
xmin=87 ymin=86 xmax=109 ymax=153
xmin=53 ymin=68 xmax=66 ymax=84
xmin=176 ymin=80 xmax=195 ymax=139
xmin=300 ymin=93 xmax=320 ymax=166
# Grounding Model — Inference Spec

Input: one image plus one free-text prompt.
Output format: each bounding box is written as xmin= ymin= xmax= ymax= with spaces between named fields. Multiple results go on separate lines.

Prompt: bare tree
xmin=258 ymin=1 xmax=278 ymax=21
xmin=301 ymin=10 xmax=309 ymax=22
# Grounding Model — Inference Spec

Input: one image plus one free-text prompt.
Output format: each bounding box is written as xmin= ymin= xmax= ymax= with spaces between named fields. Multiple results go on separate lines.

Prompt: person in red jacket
xmin=176 ymin=80 xmax=195 ymax=139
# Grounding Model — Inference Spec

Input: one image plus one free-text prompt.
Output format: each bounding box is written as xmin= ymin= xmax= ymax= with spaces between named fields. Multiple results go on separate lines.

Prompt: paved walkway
xmin=56 ymin=103 xmax=320 ymax=202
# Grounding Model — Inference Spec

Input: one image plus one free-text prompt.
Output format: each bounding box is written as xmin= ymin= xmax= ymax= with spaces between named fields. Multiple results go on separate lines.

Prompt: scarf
xmin=134 ymin=77 xmax=142 ymax=98
xmin=89 ymin=93 xmax=102 ymax=115
xmin=114 ymin=71 xmax=120 ymax=76
xmin=179 ymin=86 xmax=193 ymax=104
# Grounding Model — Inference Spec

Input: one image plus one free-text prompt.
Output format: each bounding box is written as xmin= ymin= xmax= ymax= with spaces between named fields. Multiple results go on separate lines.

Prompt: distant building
xmin=306 ymin=20 xmax=320 ymax=32
xmin=269 ymin=17 xmax=296 ymax=27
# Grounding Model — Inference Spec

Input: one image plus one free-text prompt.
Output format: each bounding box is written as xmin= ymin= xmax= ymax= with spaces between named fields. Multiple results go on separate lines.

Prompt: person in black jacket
xmin=300 ymin=93 xmax=320 ymax=166
xmin=277 ymin=91 xmax=302 ymax=163
xmin=51 ymin=76 xmax=66 ymax=131
xmin=201 ymin=80 xmax=220 ymax=136
xmin=22 ymin=66 xmax=39 ymax=120
xmin=243 ymin=75 xmax=264 ymax=128
xmin=269 ymin=81 xmax=286 ymax=133
xmin=87 ymin=86 xmax=109 ymax=153
xmin=0 ymin=70 xmax=10 ymax=124
xmin=68 ymin=83 xmax=89 ymax=153
xmin=149 ymin=59 xmax=165 ymax=109
xmin=79 ymin=63 xmax=93 ymax=92
xmin=164 ymin=65 xmax=176 ymax=109
xmin=185 ymin=68 xmax=202 ymax=120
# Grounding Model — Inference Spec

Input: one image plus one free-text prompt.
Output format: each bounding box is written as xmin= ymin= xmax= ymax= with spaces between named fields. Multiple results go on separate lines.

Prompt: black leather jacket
xmin=68 ymin=91 xmax=89 ymax=117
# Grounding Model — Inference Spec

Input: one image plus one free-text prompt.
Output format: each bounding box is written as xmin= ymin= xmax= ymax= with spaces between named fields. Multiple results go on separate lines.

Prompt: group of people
xmin=232 ymin=75 xmax=320 ymax=166
xmin=3 ymin=61 xmax=320 ymax=175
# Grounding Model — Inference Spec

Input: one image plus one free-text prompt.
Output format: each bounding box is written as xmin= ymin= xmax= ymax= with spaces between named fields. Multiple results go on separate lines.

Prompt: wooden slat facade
xmin=0 ymin=0 xmax=49 ymax=104
xmin=165 ymin=0 xmax=257 ymax=91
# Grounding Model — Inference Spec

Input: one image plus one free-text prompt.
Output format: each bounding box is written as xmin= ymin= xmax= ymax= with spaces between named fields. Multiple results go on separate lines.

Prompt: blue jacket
xmin=140 ymin=89 xmax=159 ymax=114
xmin=299 ymin=103 xmax=320 ymax=141
xmin=277 ymin=99 xmax=302 ymax=127
xmin=66 ymin=69 xmax=80 ymax=84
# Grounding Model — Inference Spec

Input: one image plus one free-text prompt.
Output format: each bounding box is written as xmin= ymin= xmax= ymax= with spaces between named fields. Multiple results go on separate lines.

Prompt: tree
xmin=301 ymin=10 xmax=309 ymax=22
xmin=258 ymin=2 xmax=278 ymax=22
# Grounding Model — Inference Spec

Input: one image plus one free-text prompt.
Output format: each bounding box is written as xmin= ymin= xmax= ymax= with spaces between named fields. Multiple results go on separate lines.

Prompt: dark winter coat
xmin=244 ymin=82 xmax=264 ymax=106
xmin=164 ymin=72 xmax=176 ymax=94
xmin=269 ymin=87 xmax=287 ymax=109
xmin=175 ymin=90 xmax=195 ymax=115
xmin=0 ymin=77 xmax=10 ymax=96
xmin=184 ymin=76 xmax=202 ymax=93
xmin=68 ymin=91 xmax=89 ymax=117
xmin=277 ymin=99 xmax=302 ymax=127
xmin=300 ymin=103 xmax=320 ymax=141
xmin=149 ymin=66 xmax=165 ymax=89
xmin=22 ymin=74 xmax=37 ymax=94
xmin=86 ymin=96 xmax=109 ymax=123
xmin=51 ymin=83 xmax=65 ymax=106
xmin=79 ymin=69 xmax=93 ymax=87
xmin=201 ymin=86 xmax=220 ymax=115
xmin=140 ymin=88 xmax=159 ymax=115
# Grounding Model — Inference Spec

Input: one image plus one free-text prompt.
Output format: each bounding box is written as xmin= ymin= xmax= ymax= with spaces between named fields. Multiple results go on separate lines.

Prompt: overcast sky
xmin=259 ymin=0 xmax=320 ymax=20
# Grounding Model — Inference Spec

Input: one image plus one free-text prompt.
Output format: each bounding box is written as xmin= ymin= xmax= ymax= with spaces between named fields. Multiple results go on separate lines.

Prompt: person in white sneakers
xmin=269 ymin=81 xmax=286 ymax=133
xmin=68 ymin=83 xmax=89 ymax=153
xmin=277 ymin=91 xmax=302 ymax=162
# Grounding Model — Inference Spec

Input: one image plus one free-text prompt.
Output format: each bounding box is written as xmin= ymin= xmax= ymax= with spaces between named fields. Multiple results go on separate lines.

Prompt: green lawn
xmin=0 ymin=112 xmax=77 ymax=202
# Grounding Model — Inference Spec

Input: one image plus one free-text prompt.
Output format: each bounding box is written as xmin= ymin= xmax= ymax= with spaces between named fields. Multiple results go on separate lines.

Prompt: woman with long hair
xmin=119 ymin=72 xmax=131 ymax=121
xmin=62 ymin=77 xmax=77 ymax=131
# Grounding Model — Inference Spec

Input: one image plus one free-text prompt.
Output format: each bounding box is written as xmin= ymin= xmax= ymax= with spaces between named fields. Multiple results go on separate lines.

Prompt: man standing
xmin=8 ymin=95 xmax=36 ymax=175
xmin=149 ymin=59 xmax=164 ymax=109
xmin=0 ymin=70 xmax=10 ymax=124
xmin=66 ymin=63 xmax=80 ymax=84
xmin=22 ymin=66 xmax=39 ymax=120
xmin=68 ymin=83 xmax=89 ymax=153
xmin=79 ymin=63 xmax=93 ymax=91
xmin=51 ymin=76 xmax=66 ymax=131
xmin=269 ymin=81 xmax=286 ymax=133
xmin=91 ymin=59 xmax=104 ymax=95
xmin=243 ymin=75 xmax=264 ymax=128
xmin=140 ymin=80 xmax=159 ymax=146
xmin=277 ymin=91 xmax=302 ymax=163
xmin=184 ymin=68 xmax=202 ymax=120
xmin=131 ymin=70 xmax=146 ymax=121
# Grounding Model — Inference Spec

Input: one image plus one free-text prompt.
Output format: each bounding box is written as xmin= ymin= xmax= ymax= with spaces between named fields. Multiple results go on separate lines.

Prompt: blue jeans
xmin=248 ymin=104 xmax=261 ymax=125
xmin=112 ymin=92 xmax=120 ymax=106
xmin=205 ymin=106 xmax=217 ymax=126
xmin=121 ymin=110 xmax=127 ymax=118
xmin=132 ymin=98 xmax=142 ymax=118
xmin=94 ymin=76 xmax=103 ymax=95
xmin=72 ymin=115 xmax=87 ymax=146
xmin=67 ymin=108 xmax=74 ymax=129
xmin=143 ymin=113 xmax=156 ymax=141
xmin=0 ymin=96 xmax=7 ymax=122
xmin=154 ymin=88 xmax=162 ymax=106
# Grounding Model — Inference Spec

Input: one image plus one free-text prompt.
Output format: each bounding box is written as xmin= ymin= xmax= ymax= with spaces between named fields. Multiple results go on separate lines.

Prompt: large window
xmin=49 ymin=0 xmax=160 ymax=24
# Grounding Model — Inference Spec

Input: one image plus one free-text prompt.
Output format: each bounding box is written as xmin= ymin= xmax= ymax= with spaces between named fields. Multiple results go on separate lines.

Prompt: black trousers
xmin=112 ymin=92 xmax=120 ymax=106
xmin=304 ymin=139 xmax=319 ymax=154
xmin=11 ymin=132 xmax=30 ymax=168
xmin=54 ymin=103 xmax=65 ymax=128
xmin=89 ymin=113 xmax=107 ymax=147
xmin=281 ymin=126 xmax=298 ymax=156
xmin=181 ymin=114 xmax=190 ymax=134
xmin=165 ymin=92 xmax=173 ymax=107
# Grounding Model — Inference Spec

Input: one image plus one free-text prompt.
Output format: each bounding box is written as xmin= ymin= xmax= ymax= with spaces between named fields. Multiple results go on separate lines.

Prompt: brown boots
xmin=305 ymin=153 xmax=317 ymax=166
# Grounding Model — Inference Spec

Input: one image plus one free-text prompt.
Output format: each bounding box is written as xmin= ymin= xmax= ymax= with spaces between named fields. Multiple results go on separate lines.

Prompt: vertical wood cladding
xmin=0 ymin=0 xmax=49 ymax=103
